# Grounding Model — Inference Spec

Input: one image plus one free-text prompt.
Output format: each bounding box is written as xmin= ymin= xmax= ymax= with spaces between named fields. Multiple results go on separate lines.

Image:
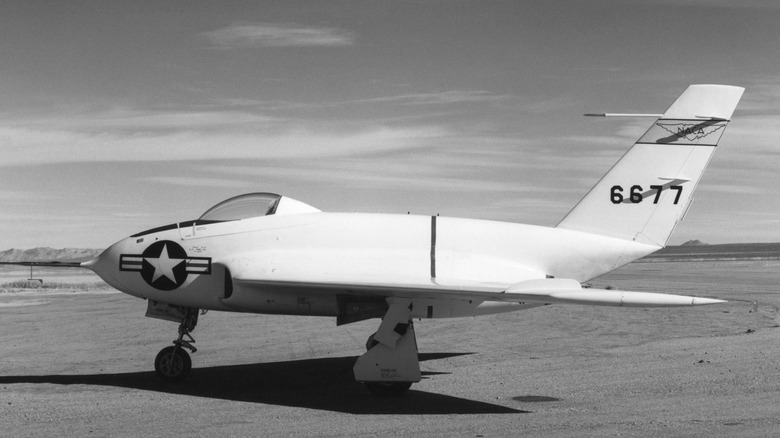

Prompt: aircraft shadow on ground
xmin=0 ymin=352 xmax=528 ymax=415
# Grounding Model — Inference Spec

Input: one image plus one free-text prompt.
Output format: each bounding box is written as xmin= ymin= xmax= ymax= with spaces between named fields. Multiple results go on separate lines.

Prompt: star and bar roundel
xmin=119 ymin=240 xmax=211 ymax=291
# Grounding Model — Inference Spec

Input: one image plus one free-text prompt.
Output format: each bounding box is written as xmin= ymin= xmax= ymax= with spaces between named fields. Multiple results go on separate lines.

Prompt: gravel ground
xmin=1 ymin=260 xmax=778 ymax=437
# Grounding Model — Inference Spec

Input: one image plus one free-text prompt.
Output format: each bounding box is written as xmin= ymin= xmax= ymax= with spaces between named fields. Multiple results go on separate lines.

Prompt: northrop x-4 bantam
xmin=4 ymin=84 xmax=743 ymax=395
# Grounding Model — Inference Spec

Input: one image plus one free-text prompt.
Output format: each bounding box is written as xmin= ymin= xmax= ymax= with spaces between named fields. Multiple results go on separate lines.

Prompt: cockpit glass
xmin=198 ymin=193 xmax=282 ymax=222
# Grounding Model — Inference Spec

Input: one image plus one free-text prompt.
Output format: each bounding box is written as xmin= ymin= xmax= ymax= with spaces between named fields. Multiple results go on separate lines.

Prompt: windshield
xmin=198 ymin=193 xmax=282 ymax=222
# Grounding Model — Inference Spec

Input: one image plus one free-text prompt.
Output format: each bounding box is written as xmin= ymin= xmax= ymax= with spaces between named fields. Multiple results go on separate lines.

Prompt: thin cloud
xmin=215 ymin=90 xmax=510 ymax=111
xmin=698 ymin=183 xmax=765 ymax=196
xmin=0 ymin=189 xmax=32 ymax=201
xmin=348 ymin=90 xmax=510 ymax=106
xmin=0 ymin=111 xmax=450 ymax=166
xmin=732 ymin=82 xmax=780 ymax=114
xmin=203 ymin=23 xmax=355 ymax=49
xmin=15 ymin=109 xmax=285 ymax=134
xmin=628 ymin=0 xmax=780 ymax=9
xmin=144 ymin=176 xmax=249 ymax=188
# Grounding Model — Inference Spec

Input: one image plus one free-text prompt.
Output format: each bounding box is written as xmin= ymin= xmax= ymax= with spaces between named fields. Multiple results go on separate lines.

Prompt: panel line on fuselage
xmin=430 ymin=215 xmax=437 ymax=279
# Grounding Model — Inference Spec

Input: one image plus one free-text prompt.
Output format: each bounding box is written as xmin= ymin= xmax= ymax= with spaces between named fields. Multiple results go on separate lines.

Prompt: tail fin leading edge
xmin=557 ymin=84 xmax=744 ymax=247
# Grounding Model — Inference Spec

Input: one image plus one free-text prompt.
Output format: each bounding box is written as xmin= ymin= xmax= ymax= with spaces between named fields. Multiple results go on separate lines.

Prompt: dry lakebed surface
xmin=1 ymin=245 xmax=779 ymax=437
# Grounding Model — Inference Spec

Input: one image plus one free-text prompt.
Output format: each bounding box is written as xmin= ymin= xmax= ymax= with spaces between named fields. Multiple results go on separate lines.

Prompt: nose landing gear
xmin=154 ymin=307 xmax=199 ymax=381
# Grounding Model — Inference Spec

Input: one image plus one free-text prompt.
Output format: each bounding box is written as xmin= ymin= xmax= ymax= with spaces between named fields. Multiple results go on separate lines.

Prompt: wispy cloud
xmin=203 ymin=23 xmax=355 ymax=49
xmin=143 ymin=176 xmax=249 ymax=188
xmin=732 ymin=82 xmax=780 ymax=114
xmin=0 ymin=109 xmax=449 ymax=166
xmin=0 ymin=189 xmax=33 ymax=201
xmin=630 ymin=0 xmax=780 ymax=9
xmin=14 ymin=109 xmax=285 ymax=134
xmin=214 ymin=90 xmax=512 ymax=112
xmin=347 ymin=90 xmax=510 ymax=106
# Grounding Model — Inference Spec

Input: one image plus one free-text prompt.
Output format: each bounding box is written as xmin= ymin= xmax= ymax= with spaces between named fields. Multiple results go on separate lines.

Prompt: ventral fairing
xmin=5 ymin=85 xmax=744 ymax=395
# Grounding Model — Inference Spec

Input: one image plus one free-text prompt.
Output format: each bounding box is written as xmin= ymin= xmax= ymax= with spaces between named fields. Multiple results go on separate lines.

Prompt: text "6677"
xmin=610 ymin=185 xmax=683 ymax=204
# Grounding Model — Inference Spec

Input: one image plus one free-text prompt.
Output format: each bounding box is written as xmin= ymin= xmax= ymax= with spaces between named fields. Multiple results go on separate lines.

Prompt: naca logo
xmin=120 ymin=240 xmax=211 ymax=290
xmin=655 ymin=122 xmax=726 ymax=142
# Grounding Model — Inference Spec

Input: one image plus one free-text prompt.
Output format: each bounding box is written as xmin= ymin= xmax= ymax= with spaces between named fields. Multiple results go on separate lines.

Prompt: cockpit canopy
xmin=198 ymin=192 xmax=320 ymax=222
xmin=130 ymin=193 xmax=320 ymax=238
xmin=199 ymin=193 xmax=282 ymax=222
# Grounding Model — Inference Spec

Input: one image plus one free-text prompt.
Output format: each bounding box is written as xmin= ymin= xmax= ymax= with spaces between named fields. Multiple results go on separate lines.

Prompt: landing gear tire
xmin=363 ymin=381 xmax=412 ymax=397
xmin=155 ymin=346 xmax=192 ymax=381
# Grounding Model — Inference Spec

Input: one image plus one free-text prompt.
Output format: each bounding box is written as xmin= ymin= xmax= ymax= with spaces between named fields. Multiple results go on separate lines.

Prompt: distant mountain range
xmin=641 ymin=242 xmax=780 ymax=261
xmin=0 ymin=248 xmax=103 ymax=263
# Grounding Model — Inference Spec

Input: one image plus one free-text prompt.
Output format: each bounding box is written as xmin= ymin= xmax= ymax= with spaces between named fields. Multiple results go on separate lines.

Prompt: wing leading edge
xmin=232 ymin=276 xmax=724 ymax=308
xmin=0 ymin=261 xmax=87 ymax=268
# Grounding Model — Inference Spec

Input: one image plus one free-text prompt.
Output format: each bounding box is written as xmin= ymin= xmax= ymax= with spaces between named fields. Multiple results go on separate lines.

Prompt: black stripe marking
xmin=119 ymin=254 xmax=212 ymax=275
xmin=430 ymin=215 xmax=437 ymax=278
xmin=184 ymin=257 xmax=212 ymax=275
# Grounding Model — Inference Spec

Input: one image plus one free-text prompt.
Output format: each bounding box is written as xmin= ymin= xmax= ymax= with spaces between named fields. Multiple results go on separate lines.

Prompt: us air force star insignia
xmin=655 ymin=122 xmax=726 ymax=142
xmin=120 ymin=240 xmax=211 ymax=291
xmin=146 ymin=243 xmax=180 ymax=283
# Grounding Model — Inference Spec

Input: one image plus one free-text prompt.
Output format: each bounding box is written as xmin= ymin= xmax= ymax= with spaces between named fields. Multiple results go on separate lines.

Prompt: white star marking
xmin=145 ymin=243 xmax=184 ymax=283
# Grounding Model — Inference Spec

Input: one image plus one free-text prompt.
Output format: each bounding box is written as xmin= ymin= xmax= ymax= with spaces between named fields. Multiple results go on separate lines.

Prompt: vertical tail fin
xmin=557 ymin=84 xmax=744 ymax=247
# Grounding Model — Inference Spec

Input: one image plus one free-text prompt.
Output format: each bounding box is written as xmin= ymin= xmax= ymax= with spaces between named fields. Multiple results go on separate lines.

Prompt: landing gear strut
xmin=154 ymin=308 xmax=198 ymax=381
xmin=354 ymin=298 xmax=421 ymax=396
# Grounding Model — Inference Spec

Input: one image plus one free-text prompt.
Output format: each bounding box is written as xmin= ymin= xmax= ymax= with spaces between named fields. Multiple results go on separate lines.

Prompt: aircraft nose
xmin=83 ymin=238 xmax=133 ymax=292
xmin=80 ymin=257 xmax=99 ymax=269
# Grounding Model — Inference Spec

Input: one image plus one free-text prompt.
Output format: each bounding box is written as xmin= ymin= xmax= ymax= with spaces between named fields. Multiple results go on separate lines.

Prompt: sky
xmin=1 ymin=0 xmax=780 ymax=249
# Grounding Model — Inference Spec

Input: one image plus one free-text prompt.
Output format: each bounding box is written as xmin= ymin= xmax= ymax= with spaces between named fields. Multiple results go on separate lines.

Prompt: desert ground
xmin=1 ymin=259 xmax=779 ymax=437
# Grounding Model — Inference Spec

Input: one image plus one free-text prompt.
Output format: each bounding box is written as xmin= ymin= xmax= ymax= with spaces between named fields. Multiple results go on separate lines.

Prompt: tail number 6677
xmin=610 ymin=185 xmax=683 ymax=204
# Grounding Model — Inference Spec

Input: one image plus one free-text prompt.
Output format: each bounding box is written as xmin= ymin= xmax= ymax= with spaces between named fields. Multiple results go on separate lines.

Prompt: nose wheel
xmin=154 ymin=308 xmax=198 ymax=381
xmin=155 ymin=346 xmax=192 ymax=380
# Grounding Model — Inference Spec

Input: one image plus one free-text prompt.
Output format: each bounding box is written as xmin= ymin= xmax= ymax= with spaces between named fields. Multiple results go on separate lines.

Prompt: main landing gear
xmin=354 ymin=298 xmax=421 ymax=396
xmin=146 ymin=299 xmax=422 ymax=395
xmin=154 ymin=307 xmax=199 ymax=381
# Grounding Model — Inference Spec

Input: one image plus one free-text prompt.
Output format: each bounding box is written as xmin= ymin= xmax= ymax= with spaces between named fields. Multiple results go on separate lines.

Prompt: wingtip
xmin=691 ymin=297 xmax=727 ymax=306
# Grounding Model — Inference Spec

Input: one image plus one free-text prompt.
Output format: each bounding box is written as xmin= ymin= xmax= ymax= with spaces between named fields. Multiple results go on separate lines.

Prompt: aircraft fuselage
xmin=89 ymin=211 xmax=658 ymax=319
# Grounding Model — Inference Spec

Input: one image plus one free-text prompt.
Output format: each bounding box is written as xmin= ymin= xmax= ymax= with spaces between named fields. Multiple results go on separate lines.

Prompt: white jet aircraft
xmin=5 ymin=84 xmax=743 ymax=395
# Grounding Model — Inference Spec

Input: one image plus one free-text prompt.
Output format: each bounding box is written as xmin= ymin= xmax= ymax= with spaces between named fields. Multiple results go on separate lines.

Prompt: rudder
xmin=556 ymin=84 xmax=744 ymax=247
